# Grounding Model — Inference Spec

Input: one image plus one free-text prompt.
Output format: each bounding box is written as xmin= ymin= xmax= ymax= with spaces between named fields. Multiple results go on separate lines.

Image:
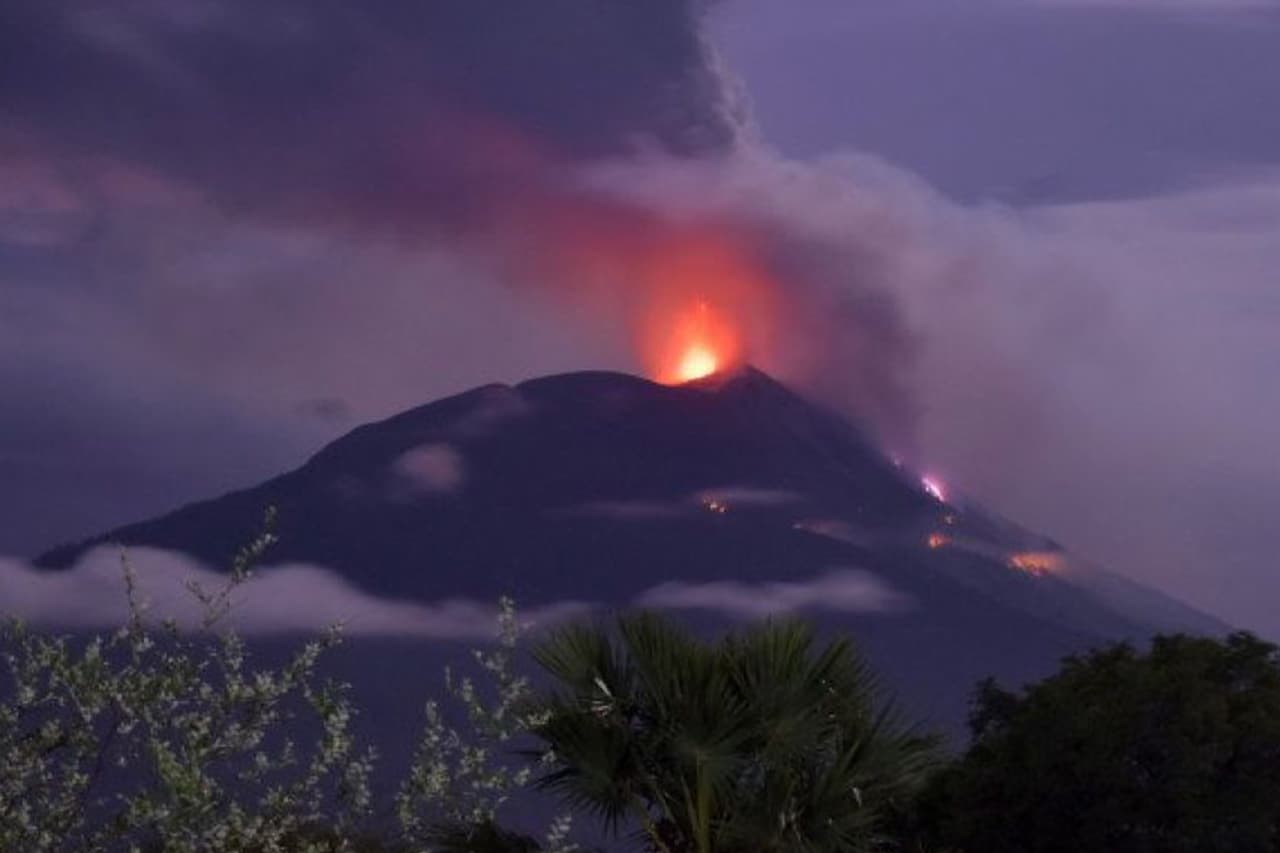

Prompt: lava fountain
xmin=630 ymin=231 xmax=779 ymax=385
xmin=506 ymin=173 xmax=783 ymax=387
xmin=675 ymin=346 xmax=718 ymax=382
xmin=656 ymin=300 xmax=739 ymax=384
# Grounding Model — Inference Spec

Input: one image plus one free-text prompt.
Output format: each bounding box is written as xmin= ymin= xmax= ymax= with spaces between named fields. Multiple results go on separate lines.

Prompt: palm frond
xmin=531 ymin=612 xmax=941 ymax=853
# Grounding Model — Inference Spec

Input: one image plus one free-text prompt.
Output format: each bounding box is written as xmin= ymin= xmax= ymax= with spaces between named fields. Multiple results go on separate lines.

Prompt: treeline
xmin=4 ymin=532 xmax=1279 ymax=851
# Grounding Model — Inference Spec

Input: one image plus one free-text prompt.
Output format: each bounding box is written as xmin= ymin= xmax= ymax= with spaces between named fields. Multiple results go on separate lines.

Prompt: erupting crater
xmin=674 ymin=344 xmax=720 ymax=383
xmin=651 ymin=300 xmax=743 ymax=385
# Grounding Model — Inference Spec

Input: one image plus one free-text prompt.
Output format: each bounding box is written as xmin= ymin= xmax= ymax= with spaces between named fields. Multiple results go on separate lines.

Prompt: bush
xmin=0 ymin=517 xmax=576 ymax=852
xmin=915 ymin=632 xmax=1280 ymax=853
xmin=0 ymin=522 xmax=373 ymax=851
xmin=530 ymin=613 xmax=939 ymax=853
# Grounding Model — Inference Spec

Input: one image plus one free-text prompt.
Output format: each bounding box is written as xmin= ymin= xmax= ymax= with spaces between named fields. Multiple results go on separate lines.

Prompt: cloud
xmin=1028 ymin=0 xmax=1277 ymax=8
xmin=0 ymin=144 xmax=91 ymax=248
xmin=1 ymin=546 xmax=906 ymax=635
xmin=0 ymin=547 xmax=590 ymax=637
xmin=791 ymin=519 xmax=877 ymax=548
xmin=0 ymin=1 xmax=743 ymax=237
xmin=715 ymin=2 xmax=1280 ymax=207
xmin=694 ymin=486 xmax=802 ymax=507
xmin=392 ymin=443 xmax=465 ymax=495
xmin=941 ymin=173 xmax=1280 ymax=632
xmin=637 ymin=569 xmax=911 ymax=617
xmin=439 ymin=385 xmax=534 ymax=438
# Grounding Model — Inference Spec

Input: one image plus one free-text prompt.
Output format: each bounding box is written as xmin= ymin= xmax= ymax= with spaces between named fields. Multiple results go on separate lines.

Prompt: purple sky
xmin=2 ymin=0 xmax=1278 ymax=634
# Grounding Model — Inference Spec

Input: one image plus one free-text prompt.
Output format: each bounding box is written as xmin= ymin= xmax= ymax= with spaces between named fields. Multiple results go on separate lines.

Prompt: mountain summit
xmin=40 ymin=367 xmax=928 ymax=601
xmin=37 ymin=367 xmax=1223 ymax=734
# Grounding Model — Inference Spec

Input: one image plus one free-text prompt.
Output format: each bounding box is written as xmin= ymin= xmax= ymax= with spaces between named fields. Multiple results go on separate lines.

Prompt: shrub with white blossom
xmin=0 ymin=515 xmax=574 ymax=853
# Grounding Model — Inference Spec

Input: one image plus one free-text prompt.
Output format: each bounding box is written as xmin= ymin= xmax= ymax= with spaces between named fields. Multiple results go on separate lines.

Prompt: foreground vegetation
xmin=531 ymin=614 xmax=936 ymax=852
xmin=4 ymin=529 xmax=1280 ymax=851
xmin=912 ymin=632 xmax=1280 ymax=853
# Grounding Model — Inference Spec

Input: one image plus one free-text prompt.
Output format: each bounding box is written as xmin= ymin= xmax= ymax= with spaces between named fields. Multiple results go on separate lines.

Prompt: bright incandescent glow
xmin=653 ymin=299 xmax=740 ymax=385
xmin=1008 ymin=551 xmax=1065 ymax=576
xmin=676 ymin=344 xmax=719 ymax=383
xmin=610 ymin=228 xmax=775 ymax=385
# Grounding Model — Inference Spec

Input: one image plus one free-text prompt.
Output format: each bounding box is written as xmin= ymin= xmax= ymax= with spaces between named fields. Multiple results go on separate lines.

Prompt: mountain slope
xmin=37 ymin=366 xmax=1226 ymax=735
xmin=41 ymin=368 xmax=931 ymax=598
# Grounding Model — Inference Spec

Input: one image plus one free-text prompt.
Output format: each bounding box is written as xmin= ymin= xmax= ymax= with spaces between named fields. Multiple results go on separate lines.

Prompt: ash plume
xmin=0 ymin=0 xmax=745 ymax=232
xmin=0 ymin=0 xmax=920 ymax=441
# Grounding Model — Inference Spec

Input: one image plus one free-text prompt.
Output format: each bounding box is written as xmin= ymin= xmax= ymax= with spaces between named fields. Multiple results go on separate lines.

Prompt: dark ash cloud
xmin=0 ymin=0 xmax=743 ymax=235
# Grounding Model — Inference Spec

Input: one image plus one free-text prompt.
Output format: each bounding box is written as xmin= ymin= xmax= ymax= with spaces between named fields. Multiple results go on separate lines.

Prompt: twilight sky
xmin=1 ymin=0 xmax=1278 ymax=634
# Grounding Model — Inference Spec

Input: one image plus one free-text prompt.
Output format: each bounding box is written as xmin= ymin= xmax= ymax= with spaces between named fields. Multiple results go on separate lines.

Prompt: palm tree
xmin=529 ymin=614 xmax=938 ymax=853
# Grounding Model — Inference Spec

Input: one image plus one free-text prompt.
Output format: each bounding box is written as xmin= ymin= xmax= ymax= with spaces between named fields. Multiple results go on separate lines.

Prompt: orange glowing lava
xmin=652 ymin=298 xmax=742 ymax=385
xmin=622 ymin=230 xmax=776 ymax=385
xmin=675 ymin=345 xmax=719 ymax=382
xmin=519 ymin=193 xmax=778 ymax=384
xmin=1008 ymin=551 xmax=1065 ymax=576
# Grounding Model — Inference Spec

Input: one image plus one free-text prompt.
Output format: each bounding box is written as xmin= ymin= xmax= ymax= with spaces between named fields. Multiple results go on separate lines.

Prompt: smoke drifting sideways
xmin=0 ymin=0 xmax=921 ymax=445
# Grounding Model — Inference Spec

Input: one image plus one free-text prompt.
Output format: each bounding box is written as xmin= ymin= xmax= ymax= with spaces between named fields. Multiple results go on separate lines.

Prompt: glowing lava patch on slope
xmin=1008 ymin=551 xmax=1065 ymax=576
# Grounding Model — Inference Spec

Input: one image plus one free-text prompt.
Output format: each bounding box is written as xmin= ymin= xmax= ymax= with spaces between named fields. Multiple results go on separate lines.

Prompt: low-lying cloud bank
xmin=0 ymin=548 xmax=908 ymax=636
xmin=0 ymin=548 xmax=591 ymax=638
xmin=637 ymin=569 xmax=911 ymax=617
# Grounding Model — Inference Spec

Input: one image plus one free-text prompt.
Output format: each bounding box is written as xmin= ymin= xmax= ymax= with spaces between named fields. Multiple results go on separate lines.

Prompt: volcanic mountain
xmin=37 ymin=367 xmax=1223 ymax=736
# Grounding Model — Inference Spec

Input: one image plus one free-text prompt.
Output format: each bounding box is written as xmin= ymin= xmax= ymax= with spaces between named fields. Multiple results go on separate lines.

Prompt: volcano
xmin=36 ymin=367 xmax=1224 ymax=736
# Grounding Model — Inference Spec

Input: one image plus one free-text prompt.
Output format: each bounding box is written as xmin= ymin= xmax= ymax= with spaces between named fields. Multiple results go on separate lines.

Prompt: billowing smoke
xmin=0 ymin=0 xmax=921 ymax=443
xmin=0 ymin=0 xmax=744 ymax=235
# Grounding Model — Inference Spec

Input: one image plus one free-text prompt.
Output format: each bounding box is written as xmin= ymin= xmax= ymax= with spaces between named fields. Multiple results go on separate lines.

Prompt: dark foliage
xmin=424 ymin=819 xmax=542 ymax=853
xmin=530 ymin=614 xmax=938 ymax=852
xmin=915 ymin=632 xmax=1280 ymax=853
